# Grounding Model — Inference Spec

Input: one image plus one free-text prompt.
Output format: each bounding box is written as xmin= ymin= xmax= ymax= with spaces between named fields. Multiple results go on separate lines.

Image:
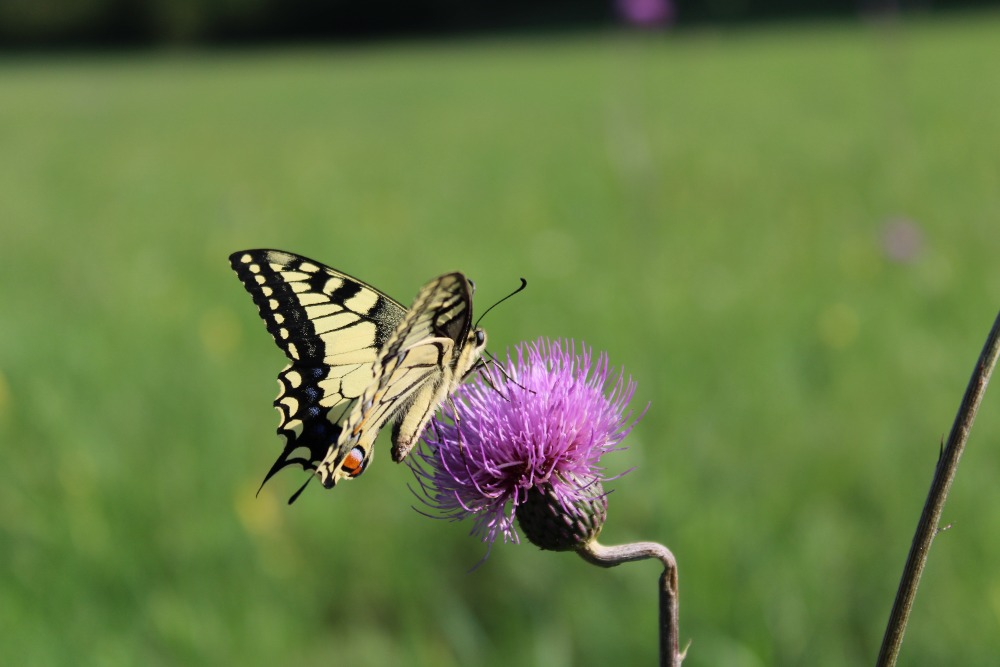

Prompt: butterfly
xmin=229 ymin=249 xmax=487 ymax=496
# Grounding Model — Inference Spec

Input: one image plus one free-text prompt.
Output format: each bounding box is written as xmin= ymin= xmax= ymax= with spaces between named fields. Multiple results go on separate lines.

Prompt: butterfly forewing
xmin=229 ymin=250 xmax=406 ymax=487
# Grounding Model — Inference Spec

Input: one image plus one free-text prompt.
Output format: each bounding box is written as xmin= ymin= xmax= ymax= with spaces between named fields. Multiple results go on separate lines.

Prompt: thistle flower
xmin=410 ymin=338 xmax=642 ymax=551
xmin=412 ymin=338 xmax=682 ymax=665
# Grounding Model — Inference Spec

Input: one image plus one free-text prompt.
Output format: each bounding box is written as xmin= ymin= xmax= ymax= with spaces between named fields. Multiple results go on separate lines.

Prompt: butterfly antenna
xmin=474 ymin=277 xmax=527 ymax=329
xmin=475 ymin=355 xmax=500 ymax=393
xmin=477 ymin=356 xmax=509 ymax=399
xmin=481 ymin=351 xmax=532 ymax=396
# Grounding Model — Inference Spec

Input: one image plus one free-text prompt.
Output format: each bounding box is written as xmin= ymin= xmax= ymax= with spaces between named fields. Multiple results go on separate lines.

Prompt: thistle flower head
xmin=411 ymin=338 xmax=643 ymax=550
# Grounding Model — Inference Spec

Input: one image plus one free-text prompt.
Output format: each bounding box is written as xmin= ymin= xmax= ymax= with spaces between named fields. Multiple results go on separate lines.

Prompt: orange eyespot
xmin=341 ymin=446 xmax=368 ymax=478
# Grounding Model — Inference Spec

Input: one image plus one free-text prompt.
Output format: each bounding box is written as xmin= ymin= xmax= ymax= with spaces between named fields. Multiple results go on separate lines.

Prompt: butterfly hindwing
xmin=229 ymin=250 xmax=406 ymax=487
xmin=316 ymin=273 xmax=488 ymax=488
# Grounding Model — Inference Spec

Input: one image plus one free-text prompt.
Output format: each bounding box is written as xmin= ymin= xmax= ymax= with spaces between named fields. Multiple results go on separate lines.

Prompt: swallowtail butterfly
xmin=229 ymin=249 xmax=486 ymax=495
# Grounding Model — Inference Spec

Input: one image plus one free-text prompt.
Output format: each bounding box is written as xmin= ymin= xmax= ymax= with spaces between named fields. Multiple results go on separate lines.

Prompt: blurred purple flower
xmin=410 ymin=338 xmax=643 ymax=548
xmin=881 ymin=216 xmax=924 ymax=264
xmin=616 ymin=0 xmax=675 ymax=27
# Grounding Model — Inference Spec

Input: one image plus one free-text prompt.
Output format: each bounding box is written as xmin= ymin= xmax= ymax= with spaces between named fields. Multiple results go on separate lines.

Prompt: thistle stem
xmin=577 ymin=540 xmax=683 ymax=667
xmin=876 ymin=309 xmax=1000 ymax=667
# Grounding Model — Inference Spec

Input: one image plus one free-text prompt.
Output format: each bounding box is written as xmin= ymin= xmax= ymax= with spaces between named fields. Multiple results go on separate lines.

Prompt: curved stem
xmin=877 ymin=309 xmax=1000 ymax=666
xmin=577 ymin=540 xmax=683 ymax=667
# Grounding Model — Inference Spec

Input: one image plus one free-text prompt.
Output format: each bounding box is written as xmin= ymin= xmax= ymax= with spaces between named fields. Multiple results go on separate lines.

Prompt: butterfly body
xmin=229 ymin=249 xmax=485 ymax=493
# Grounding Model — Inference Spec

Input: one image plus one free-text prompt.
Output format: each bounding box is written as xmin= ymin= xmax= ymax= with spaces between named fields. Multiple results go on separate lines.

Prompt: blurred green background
xmin=2 ymin=12 xmax=1000 ymax=667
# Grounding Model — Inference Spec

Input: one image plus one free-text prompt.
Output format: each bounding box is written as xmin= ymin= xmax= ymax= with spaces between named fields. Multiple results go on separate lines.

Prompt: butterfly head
xmin=470 ymin=327 xmax=487 ymax=350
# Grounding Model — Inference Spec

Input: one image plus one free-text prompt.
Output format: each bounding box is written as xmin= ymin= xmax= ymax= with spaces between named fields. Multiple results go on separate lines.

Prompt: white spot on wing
xmin=345 ymin=289 xmax=379 ymax=315
xmin=280 ymin=396 xmax=300 ymax=415
xmin=287 ymin=343 xmax=299 ymax=360
xmin=285 ymin=370 xmax=302 ymax=388
xmin=286 ymin=418 xmax=304 ymax=437
xmin=265 ymin=251 xmax=294 ymax=264
xmin=299 ymin=262 xmax=320 ymax=273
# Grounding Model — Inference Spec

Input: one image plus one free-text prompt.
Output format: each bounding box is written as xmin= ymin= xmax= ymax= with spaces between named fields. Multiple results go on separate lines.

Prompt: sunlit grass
xmin=1 ymin=13 xmax=999 ymax=666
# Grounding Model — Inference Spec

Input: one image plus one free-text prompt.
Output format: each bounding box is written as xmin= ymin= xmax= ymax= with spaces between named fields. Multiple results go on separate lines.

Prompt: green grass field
xmin=2 ymin=13 xmax=1000 ymax=666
